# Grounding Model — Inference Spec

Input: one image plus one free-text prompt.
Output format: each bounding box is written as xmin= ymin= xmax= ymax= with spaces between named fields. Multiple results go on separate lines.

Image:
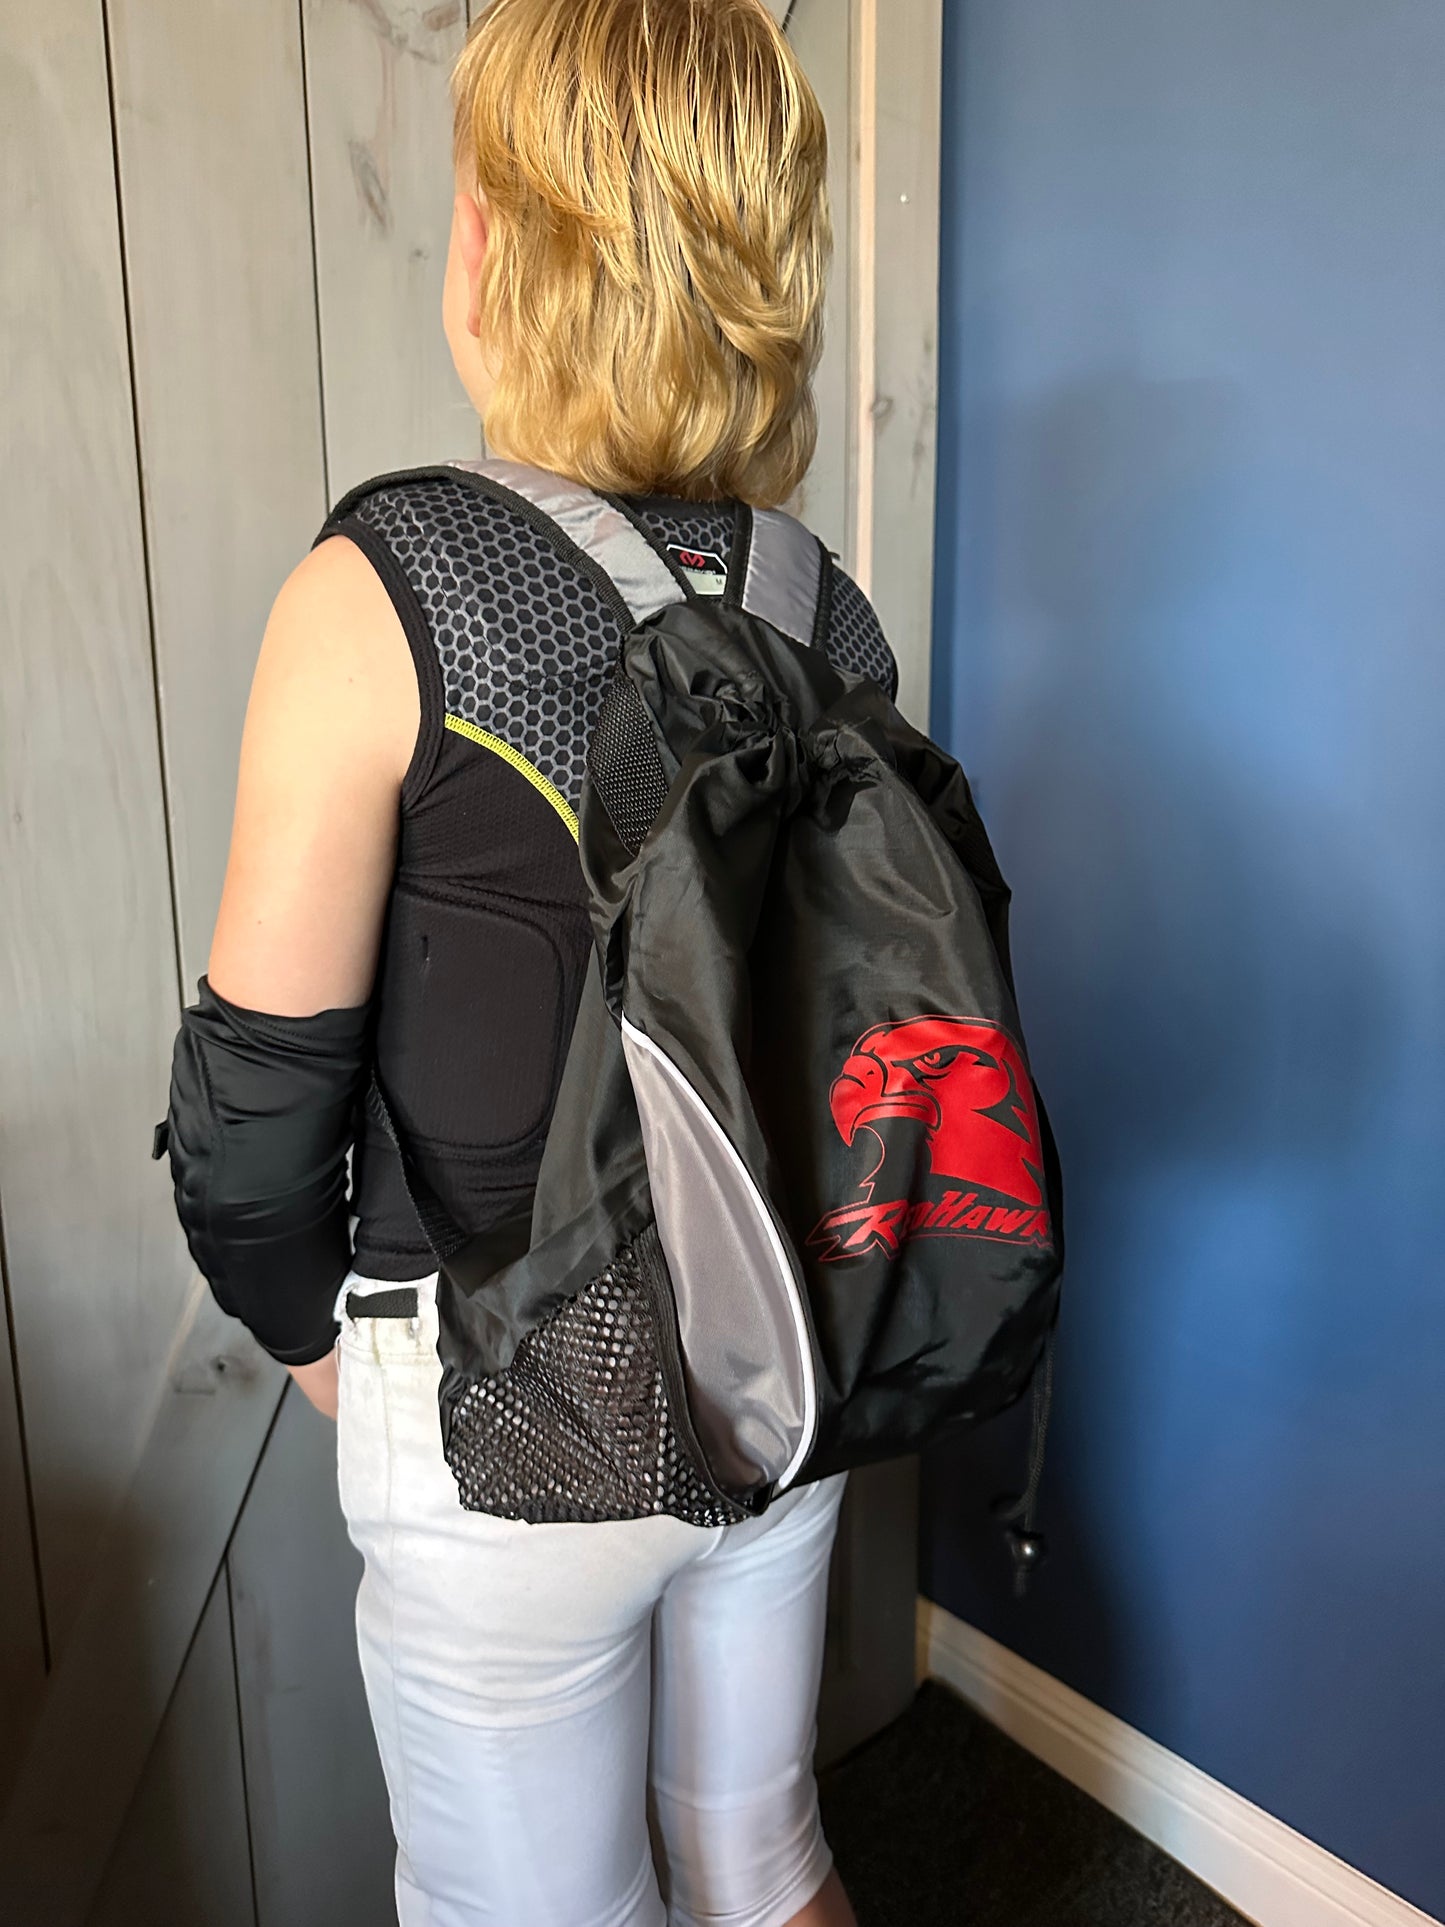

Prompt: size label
xmin=666 ymin=544 xmax=728 ymax=598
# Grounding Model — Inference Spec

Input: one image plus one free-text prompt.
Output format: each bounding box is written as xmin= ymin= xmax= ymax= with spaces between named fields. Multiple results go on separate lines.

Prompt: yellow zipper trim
xmin=443 ymin=714 xmax=579 ymax=842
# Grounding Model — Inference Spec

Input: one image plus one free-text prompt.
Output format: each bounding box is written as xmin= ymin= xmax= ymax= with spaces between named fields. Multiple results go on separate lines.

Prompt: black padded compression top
xmin=316 ymin=465 xmax=898 ymax=1282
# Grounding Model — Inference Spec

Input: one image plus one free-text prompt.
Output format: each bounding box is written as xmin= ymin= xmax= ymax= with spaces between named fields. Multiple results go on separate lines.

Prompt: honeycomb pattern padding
xmin=348 ymin=474 xmax=897 ymax=815
xmin=828 ymin=565 xmax=899 ymax=699
xmin=445 ymin=1242 xmax=746 ymax=1526
xmin=654 ymin=503 xmax=736 ymax=567
xmin=353 ymin=476 xmax=616 ymax=807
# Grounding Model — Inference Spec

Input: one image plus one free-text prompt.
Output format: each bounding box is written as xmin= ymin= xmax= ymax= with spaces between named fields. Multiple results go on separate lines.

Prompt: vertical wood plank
xmin=108 ymin=0 xmax=329 ymax=987
xmin=0 ymin=1296 xmax=283 ymax=1924
xmin=0 ymin=1228 xmax=46 ymax=1808
xmin=87 ymin=1573 xmax=256 ymax=1927
xmin=304 ymin=0 xmax=477 ymax=496
xmin=0 ymin=0 xmax=194 ymax=1654
xmin=856 ymin=0 xmax=944 ymax=727
xmin=788 ymin=0 xmax=853 ymax=562
xmin=847 ymin=0 xmax=879 ymax=595
xmin=229 ymin=1388 xmax=396 ymax=1927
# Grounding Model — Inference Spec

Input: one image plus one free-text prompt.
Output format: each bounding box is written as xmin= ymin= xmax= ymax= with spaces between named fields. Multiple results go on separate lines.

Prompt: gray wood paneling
xmin=88 ymin=1574 xmax=255 ymax=1927
xmin=304 ymin=0 xmax=476 ymax=495
xmin=789 ymin=0 xmax=853 ymax=563
xmin=0 ymin=1295 xmax=283 ymax=1923
xmin=107 ymin=0 xmax=330 ymax=987
xmin=0 ymin=1238 xmax=45 ymax=1808
xmin=861 ymin=0 xmax=943 ymax=727
xmin=229 ymin=1389 xmax=395 ymax=1927
xmin=0 ymin=0 xmax=195 ymax=1655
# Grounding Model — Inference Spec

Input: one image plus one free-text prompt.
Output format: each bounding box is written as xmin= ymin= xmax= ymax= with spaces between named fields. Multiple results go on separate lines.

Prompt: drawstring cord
xmin=992 ymin=1328 xmax=1056 ymax=1598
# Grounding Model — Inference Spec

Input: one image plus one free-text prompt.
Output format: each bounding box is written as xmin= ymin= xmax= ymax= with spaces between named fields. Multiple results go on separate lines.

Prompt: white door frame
xmin=786 ymin=0 xmax=944 ymax=728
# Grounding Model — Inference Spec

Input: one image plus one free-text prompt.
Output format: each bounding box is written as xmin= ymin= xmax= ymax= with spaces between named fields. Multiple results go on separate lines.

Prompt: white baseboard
xmin=916 ymin=1599 xmax=1440 ymax=1927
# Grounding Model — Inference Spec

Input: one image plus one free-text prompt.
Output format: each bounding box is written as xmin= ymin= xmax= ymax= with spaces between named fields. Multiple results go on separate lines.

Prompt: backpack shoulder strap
xmin=449 ymin=463 xmax=828 ymax=650
xmin=447 ymin=458 xmax=686 ymax=625
xmin=731 ymin=505 xmax=829 ymax=651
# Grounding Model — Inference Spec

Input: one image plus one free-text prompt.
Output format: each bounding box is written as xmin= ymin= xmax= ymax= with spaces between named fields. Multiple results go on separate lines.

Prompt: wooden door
xmin=0 ymin=1 xmax=943 ymax=1915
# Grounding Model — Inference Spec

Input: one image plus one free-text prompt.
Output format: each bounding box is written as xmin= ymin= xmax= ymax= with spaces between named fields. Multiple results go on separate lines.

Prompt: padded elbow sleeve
xmin=158 ymin=978 xmax=372 ymax=1365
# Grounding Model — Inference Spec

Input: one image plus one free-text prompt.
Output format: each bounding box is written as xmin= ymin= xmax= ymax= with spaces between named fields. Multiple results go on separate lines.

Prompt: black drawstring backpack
xmin=372 ymin=462 xmax=1064 ymax=1584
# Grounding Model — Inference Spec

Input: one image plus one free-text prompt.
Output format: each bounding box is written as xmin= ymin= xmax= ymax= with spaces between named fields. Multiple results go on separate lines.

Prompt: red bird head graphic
xmin=829 ymin=1016 xmax=1045 ymax=1209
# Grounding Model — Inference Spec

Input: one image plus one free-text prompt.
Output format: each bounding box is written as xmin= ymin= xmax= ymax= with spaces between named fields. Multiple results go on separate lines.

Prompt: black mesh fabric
xmin=350 ymin=475 xmax=618 ymax=807
xmin=638 ymin=499 xmax=736 ymax=571
xmin=349 ymin=475 xmax=893 ymax=805
xmin=829 ymin=565 xmax=899 ymax=698
xmin=587 ymin=674 xmax=671 ymax=856
xmin=323 ymin=467 xmax=897 ymax=1527
xmin=445 ymin=1238 xmax=745 ymax=1525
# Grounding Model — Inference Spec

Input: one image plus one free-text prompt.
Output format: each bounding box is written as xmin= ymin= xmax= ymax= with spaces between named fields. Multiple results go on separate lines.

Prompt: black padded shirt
xmin=316 ymin=466 xmax=898 ymax=1282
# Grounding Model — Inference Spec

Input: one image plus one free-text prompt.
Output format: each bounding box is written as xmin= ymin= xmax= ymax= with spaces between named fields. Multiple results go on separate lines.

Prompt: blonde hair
xmin=452 ymin=0 xmax=830 ymax=506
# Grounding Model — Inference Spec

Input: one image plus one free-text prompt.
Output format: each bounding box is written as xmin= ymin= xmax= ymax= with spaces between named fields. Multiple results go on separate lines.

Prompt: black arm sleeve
xmin=159 ymin=978 xmax=372 ymax=1365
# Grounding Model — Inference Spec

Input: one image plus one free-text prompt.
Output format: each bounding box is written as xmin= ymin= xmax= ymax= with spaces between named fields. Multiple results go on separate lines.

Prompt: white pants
xmin=336 ymin=1272 xmax=848 ymax=1927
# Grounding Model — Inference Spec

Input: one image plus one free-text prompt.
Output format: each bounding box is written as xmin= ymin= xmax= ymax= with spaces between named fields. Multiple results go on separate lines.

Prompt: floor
xmin=818 ymin=1682 xmax=1253 ymax=1927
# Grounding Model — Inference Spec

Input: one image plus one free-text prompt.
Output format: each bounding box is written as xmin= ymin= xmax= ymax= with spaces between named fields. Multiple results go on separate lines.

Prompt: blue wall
xmin=923 ymin=3 xmax=1445 ymax=1913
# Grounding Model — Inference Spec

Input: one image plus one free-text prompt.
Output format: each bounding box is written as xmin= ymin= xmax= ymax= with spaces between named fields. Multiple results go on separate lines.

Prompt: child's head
xmin=445 ymin=0 xmax=830 ymax=506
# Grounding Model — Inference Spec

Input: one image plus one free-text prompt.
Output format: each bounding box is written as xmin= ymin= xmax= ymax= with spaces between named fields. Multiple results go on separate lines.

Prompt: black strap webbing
xmin=344 ymin=1286 xmax=419 ymax=1322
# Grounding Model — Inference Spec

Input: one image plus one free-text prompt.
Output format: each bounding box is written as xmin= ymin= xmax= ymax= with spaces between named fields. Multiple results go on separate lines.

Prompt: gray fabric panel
xmin=742 ymin=507 xmax=825 ymax=648
xmin=449 ymin=458 xmax=685 ymax=624
xmin=621 ymin=1018 xmax=815 ymax=1493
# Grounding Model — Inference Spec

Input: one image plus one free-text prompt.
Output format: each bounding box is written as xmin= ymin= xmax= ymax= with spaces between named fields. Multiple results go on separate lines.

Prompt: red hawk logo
xmin=808 ymin=1016 xmax=1052 ymax=1262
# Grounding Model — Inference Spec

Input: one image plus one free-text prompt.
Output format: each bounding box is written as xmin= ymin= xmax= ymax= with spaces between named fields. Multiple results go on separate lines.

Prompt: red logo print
xmin=808 ymin=1016 xmax=1052 ymax=1263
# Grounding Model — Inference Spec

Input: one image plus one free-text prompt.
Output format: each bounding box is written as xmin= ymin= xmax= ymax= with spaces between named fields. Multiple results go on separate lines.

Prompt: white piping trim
xmin=619 ymin=1015 xmax=818 ymax=1489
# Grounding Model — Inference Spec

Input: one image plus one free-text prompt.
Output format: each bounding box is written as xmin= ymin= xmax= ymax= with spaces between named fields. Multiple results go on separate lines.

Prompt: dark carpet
xmin=818 ymin=1682 xmax=1253 ymax=1927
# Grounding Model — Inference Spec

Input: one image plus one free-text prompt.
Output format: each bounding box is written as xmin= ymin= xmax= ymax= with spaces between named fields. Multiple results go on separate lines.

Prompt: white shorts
xmin=336 ymin=1271 xmax=848 ymax=1927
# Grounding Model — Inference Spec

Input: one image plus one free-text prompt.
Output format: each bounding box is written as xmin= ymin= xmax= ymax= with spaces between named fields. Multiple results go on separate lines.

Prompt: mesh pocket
xmin=444 ymin=1242 xmax=746 ymax=1526
xmin=587 ymin=671 xmax=670 ymax=855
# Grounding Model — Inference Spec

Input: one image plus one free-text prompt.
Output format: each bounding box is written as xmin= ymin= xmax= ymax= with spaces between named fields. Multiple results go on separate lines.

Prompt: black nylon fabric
xmin=315 ymin=473 xmax=895 ymax=1286
xmin=430 ymin=968 xmax=749 ymax=1518
xmin=432 ymin=966 xmax=652 ymax=1410
xmin=604 ymin=608 xmax=1071 ymax=1479
xmin=432 ymin=597 xmax=1062 ymax=1504
xmin=589 ymin=604 xmax=1062 ymax=1480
